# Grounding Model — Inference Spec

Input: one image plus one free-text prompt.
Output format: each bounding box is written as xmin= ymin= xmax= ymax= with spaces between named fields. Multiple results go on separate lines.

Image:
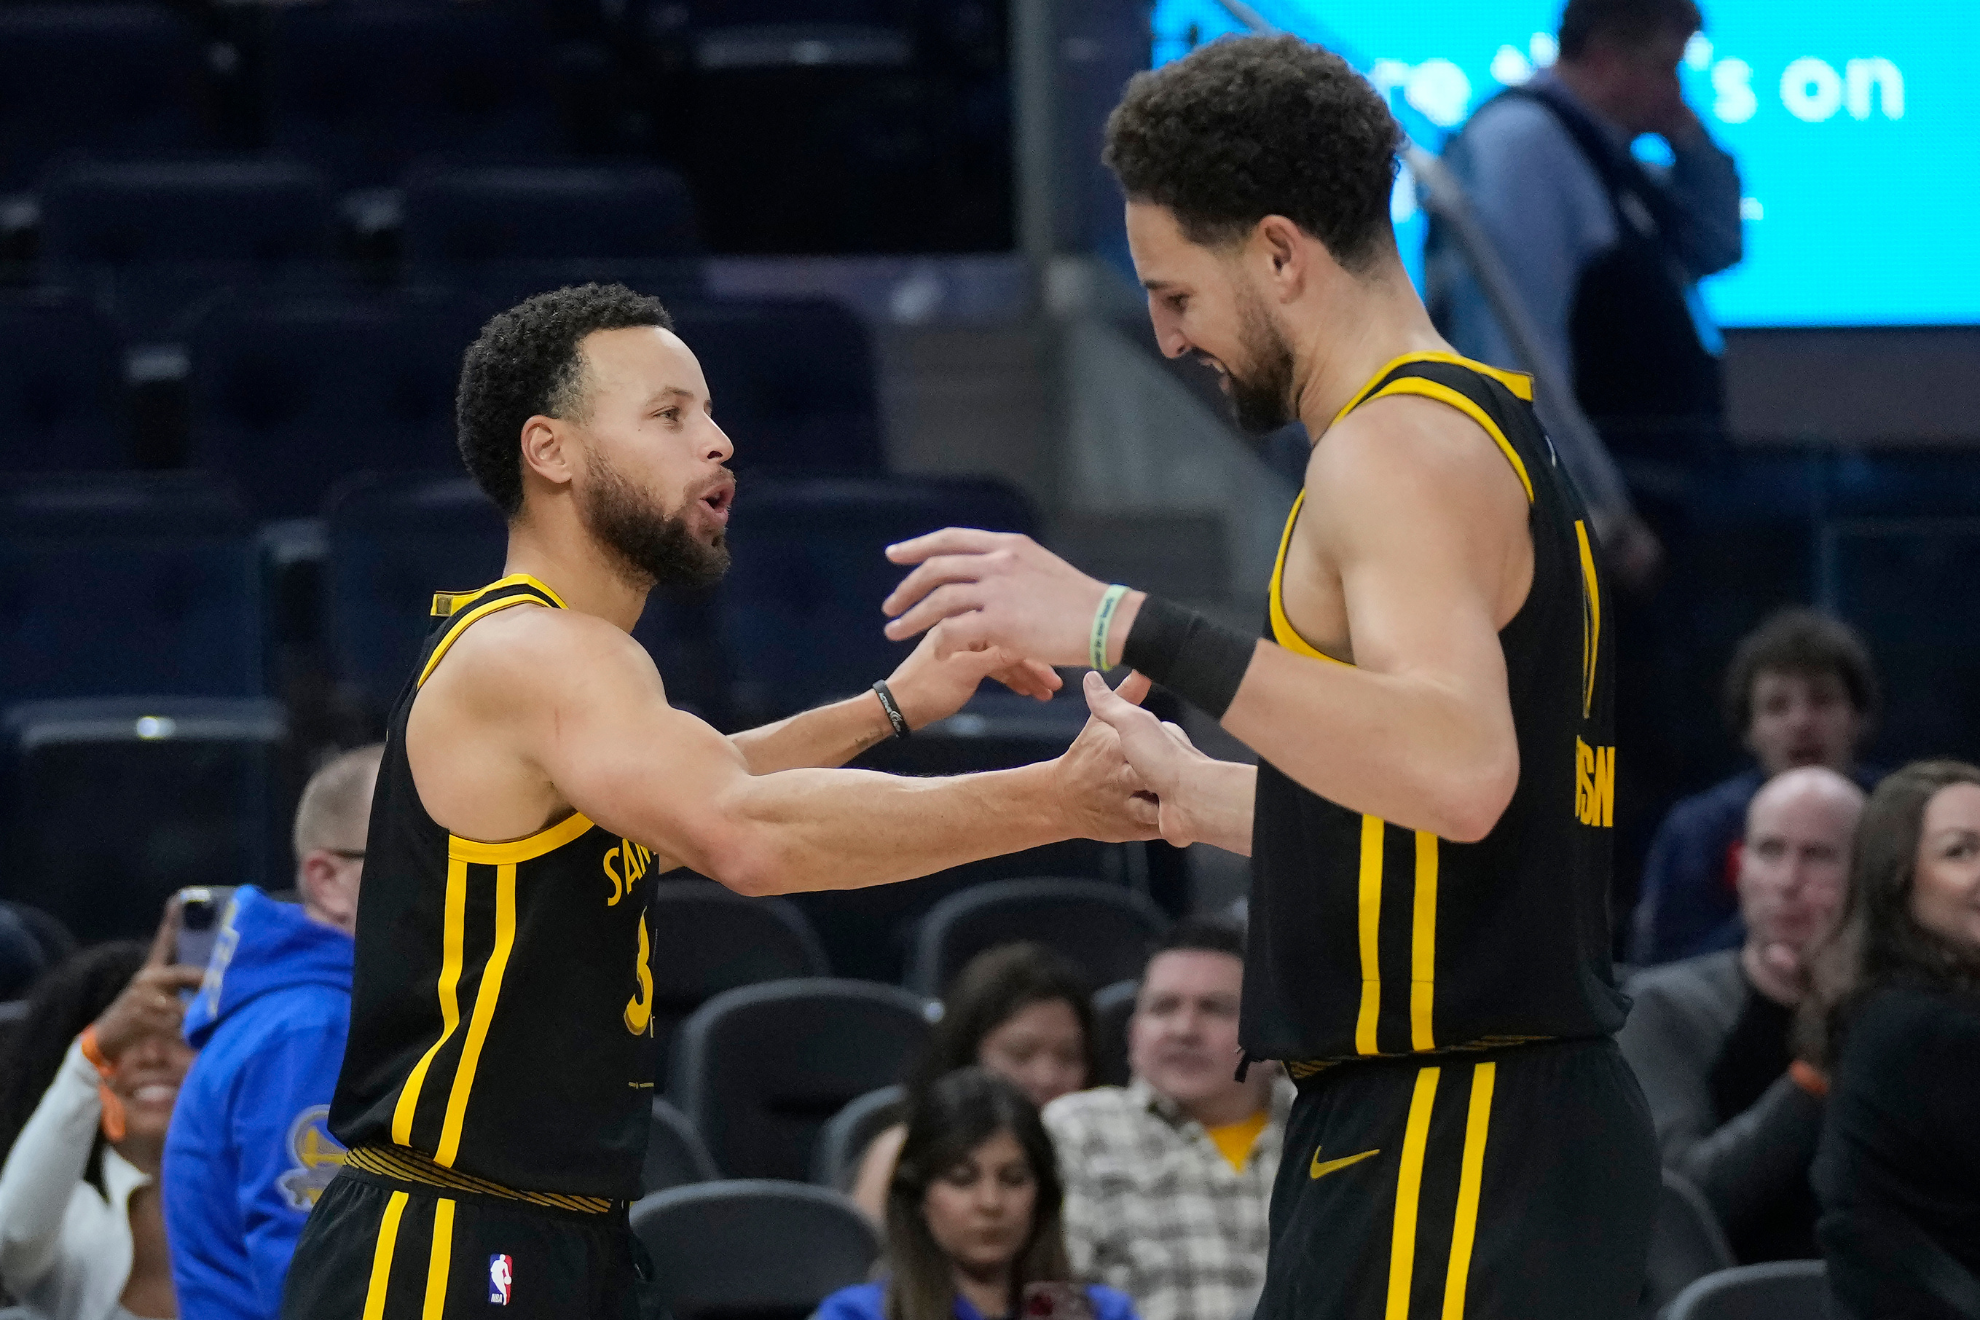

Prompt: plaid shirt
xmin=1043 ymin=1075 xmax=1296 ymax=1320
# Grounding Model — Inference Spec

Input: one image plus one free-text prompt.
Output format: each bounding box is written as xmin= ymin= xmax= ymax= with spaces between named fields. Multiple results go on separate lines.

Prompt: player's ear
xmin=519 ymin=415 xmax=576 ymax=490
xmin=1254 ymin=215 xmax=1307 ymax=301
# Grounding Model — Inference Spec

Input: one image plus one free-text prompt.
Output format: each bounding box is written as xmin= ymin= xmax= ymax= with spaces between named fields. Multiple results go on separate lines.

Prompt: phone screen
xmin=173 ymin=886 xmax=235 ymax=972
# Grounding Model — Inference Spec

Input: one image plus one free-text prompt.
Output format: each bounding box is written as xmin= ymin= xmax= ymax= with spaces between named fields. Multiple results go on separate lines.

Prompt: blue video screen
xmin=1151 ymin=1 xmax=1980 ymax=328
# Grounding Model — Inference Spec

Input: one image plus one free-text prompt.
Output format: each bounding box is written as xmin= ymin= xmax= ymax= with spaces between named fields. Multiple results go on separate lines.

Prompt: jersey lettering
xmin=1575 ymin=737 xmax=1616 ymax=827
xmin=602 ymin=839 xmax=653 ymax=907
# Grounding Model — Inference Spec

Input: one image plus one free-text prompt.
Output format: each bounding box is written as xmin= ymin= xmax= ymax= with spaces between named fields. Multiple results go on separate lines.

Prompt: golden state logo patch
xmin=277 ymin=1105 xmax=348 ymax=1210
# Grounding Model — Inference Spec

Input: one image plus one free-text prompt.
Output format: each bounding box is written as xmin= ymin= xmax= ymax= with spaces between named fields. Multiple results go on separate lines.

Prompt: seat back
xmin=404 ymin=163 xmax=698 ymax=267
xmin=1642 ymin=1169 xmax=1737 ymax=1317
xmin=0 ymin=697 xmax=287 ymax=941
xmin=906 ymin=877 xmax=1169 ymax=997
xmin=1090 ymin=979 xmax=1138 ymax=1089
xmin=630 ymin=1180 xmax=879 ymax=1320
xmin=0 ymin=474 xmax=260 ymax=701
xmin=0 ymin=295 xmax=128 ymax=471
xmin=810 ymin=1084 xmax=903 ymax=1189
xmin=671 ymin=979 xmax=932 ymax=1180
xmin=648 ymin=879 xmax=830 ymax=1068
xmin=642 ymin=1097 xmax=720 ymax=1196
xmin=1664 ymin=1261 xmax=1834 ymax=1320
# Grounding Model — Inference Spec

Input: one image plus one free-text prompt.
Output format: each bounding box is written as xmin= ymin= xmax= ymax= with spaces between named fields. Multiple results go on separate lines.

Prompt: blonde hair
xmin=292 ymin=744 xmax=384 ymax=860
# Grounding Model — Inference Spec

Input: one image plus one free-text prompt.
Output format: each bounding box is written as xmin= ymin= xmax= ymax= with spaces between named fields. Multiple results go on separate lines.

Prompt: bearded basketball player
xmin=879 ymin=37 xmax=1658 ymax=1319
xmin=281 ymin=283 xmax=1156 ymax=1320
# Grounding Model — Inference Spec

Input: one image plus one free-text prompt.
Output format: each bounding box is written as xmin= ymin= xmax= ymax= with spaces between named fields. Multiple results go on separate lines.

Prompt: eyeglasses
xmin=327 ymin=849 xmax=367 ymax=862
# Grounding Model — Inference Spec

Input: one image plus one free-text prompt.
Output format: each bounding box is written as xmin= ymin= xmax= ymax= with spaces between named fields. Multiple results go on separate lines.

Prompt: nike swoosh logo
xmin=1310 ymin=1147 xmax=1380 ymax=1179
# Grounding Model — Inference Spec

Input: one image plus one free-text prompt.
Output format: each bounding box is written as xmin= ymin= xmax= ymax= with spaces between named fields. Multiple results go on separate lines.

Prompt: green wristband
xmin=1090 ymin=584 xmax=1131 ymax=671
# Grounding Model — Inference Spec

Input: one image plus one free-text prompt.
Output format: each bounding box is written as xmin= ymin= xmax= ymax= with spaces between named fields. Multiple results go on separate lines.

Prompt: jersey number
xmin=624 ymin=910 xmax=654 ymax=1036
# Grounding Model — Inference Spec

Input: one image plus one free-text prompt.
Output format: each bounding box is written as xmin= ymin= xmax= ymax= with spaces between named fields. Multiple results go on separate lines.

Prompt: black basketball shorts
xmin=1255 ymin=1037 xmax=1658 ymax=1320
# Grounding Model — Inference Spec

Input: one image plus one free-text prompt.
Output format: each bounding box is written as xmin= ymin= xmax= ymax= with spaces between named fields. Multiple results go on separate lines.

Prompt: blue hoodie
xmin=164 ymin=887 xmax=355 ymax=1320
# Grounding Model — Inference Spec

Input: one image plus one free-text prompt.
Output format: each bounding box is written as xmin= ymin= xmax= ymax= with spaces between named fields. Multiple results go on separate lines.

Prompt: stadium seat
xmin=0 ymin=5 xmax=214 ymax=192
xmin=719 ymin=476 xmax=1036 ymax=722
xmin=642 ymin=1097 xmax=720 ymax=1195
xmin=0 ymin=473 xmax=261 ymax=702
xmin=670 ymin=978 xmax=932 ymax=1180
xmin=1641 ymin=1170 xmax=1737 ymax=1318
xmin=186 ymin=295 xmax=484 ymax=520
xmin=402 ymin=162 xmax=698 ymax=271
xmin=810 ymin=1084 xmax=903 ymax=1190
xmin=647 ymin=878 xmax=831 ymax=1067
xmin=1090 ymin=978 xmax=1137 ymax=1089
xmin=630 ymin=1180 xmax=879 ymax=1320
xmin=265 ymin=4 xmax=568 ymax=186
xmin=0 ymin=696 xmax=288 ymax=942
xmin=321 ymin=475 xmax=508 ymax=720
xmin=667 ymin=303 xmax=885 ymax=477
xmin=1663 ymin=1261 xmax=1834 ymax=1320
xmin=0 ymin=294 xmax=129 ymax=471
xmin=905 ymin=877 xmax=1169 ymax=997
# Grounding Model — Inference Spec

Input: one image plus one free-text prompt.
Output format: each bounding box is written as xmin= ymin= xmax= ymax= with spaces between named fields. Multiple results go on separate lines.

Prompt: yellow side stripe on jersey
xmin=422 ymin=1198 xmax=455 ymax=1320
xmin=1575 ymin=521 xmax=1602 ymax=718
xmin=392 ymin=856 xmax=470 ymax=1147
xmin=435 ymin=862 xmax=519 ymax=1167
xmin=1355 ymin=816 xmax=1385 ymax=1055
xmin=1410 ymin=832 xmax=1438 ymax=1052
xmin=1384 ymin=1066 xmax=1442 ymax=1320
xmin=1266 ymin=492 xmax=1352 ymax=668
xmin=417 ymin=595 xmax=546 ymax=688
xmin=1442 ymin=1062 xmax=1498 ymax=1320
xmin=1366 ymin=378 xmax=1535 ymax=504
xmin=447 ymin=811 xmax=595 ymax=866
xmin=361 ymin=1190 xmax=409 ymax=1320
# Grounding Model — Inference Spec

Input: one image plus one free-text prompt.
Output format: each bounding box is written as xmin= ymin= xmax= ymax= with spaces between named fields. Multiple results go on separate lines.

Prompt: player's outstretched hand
xmin=883 ymin=528 xmax=1111 ymax=668
xmin=884 ymin=619 xmax=1062 ymax=729
xmin=1052 ymin=671 xmax=1162 ymax=844
xmin=1083 ymin=670 xmax=1220 ymax=848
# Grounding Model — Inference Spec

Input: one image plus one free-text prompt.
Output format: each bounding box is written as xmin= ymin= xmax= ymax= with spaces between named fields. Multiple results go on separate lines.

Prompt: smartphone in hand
xmin=173 ymin=886 xmax=236 ymax=972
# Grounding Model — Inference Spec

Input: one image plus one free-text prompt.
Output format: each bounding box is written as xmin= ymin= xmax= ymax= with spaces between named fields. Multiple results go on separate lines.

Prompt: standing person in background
xmin=1619 ymin=766 xmax=1863 ymax=1262
xmin=1632 ymin=609 xmax=1880 ymax=964
xmin=1043 ymin=920 xmax=1290 ymax=1320
xmin=851 ymin=943 xmax=1096 ymax=1223
xmin=1804 ymin=761 xmax=1980 ymax=1320
xmin=0 ymin=911 xmax=201 ymax=1320
xmin=164 ymin=745 xmax=384 ymax=1320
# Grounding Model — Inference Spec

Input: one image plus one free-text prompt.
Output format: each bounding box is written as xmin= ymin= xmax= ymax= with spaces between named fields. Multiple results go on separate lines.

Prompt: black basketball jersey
xmin=330 ymin=575 xmax=660 ymax=1203
xmin=1243 ymin=353 xmax=1627 ymax=1070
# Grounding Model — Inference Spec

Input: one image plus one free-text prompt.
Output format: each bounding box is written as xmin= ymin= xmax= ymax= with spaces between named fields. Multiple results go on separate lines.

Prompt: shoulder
xmin=1086 ymin=1284 xmax=1140 ymax=1320
xmin=1629 ymin=949 xmax=1744 ymax=1005
xmin=1658 ymin=772 xmax=1761 ymax=836
xmin=432 ymin=601 xmax=660 ymax=708
xmin=1042 ymin=1086 xmax=1141 ymax=1134
xmin=1460 ymin=93 xmax=1582 ymax=166
xmin=814 ymin=1281 xmax=886 ymax=1320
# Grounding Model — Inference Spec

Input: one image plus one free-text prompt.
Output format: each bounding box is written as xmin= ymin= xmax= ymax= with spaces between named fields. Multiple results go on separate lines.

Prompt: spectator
xmin=1042 ymin=919 xmax=1290 ymax=1320
xmin=1805 ymin=761 xmax=1980 ymax=1320
xmin=1433 ymin=0 xmax=1742 ymax=465
xmin=162 ymin=745 xmax=382 ymax=1320
xmin=851 ymin=943 xmax=1096 ymax=1223
xmin=1618 ymin=766 xmax=1863 ymax=1261
xmin=816 ymin=1069 xmax=1136 ymax=1320
xmin=0 ymin=911 xmax=203 ymax=1320
xmin=1632 ymin=608 xmax=1880 ymax=963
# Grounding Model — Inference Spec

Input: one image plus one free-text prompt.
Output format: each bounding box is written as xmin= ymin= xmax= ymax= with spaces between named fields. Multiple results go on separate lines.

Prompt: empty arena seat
xmin=905 ymin=877 xmax=1168 ymax=997
xmin=647 ymin=878 xmax=830 ymax=1067
xmin=0 ymin=294 xmax=129 ymax=471
xmin=0 ymin=473 xmax=261 ymax=702
xmin=0 ymin=696 xmax=288 ymax=942
xmin=1663 ymin=1261 xmax=1833 ymax=1320
xmin=719 ymin=476 xmax=1036 ymax=721
xmin=670 ymin=978 xmax=932 ymax=1181
xmin=1642 ymin=1170 xmax=1737 ymax=1317
xmin=0 ymin=5 xmax=214 ymax=191
xmin=630 ymin=1180 xmax=878 ymax=1320
xmin=642 ymin=1097 xmax=720 ymax=1195
xmin=1090 ymin=978 xmax=1137 ymax=1089
xmin=403 ymin=162 xmax=699 ymax=268
xmin=186 ymin=295 xmax=482 ymax=519
xmin=321 ymin=474 xmax=507 ymax=718
xmin=682 ymin=0 xmax=915 ymax=71
xmin=810 ymin=1083 xmax=903 ymax=1190
xmin=667 ymin=301 xmax=884 ymax=476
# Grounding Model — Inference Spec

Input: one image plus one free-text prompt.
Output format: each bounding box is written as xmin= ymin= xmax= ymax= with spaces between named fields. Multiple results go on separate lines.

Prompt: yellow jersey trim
xmin=422 ymin=1199 xmax=455 ymax=1320
xmin=431 ymin=573 xmax=571 ymax=618
xmin=1355 ymin=816 xmax=1385 ymax=1055
xmin=1365 ymin=378 xmax=1535 ymax=504
xmin=1329 ymin=351 xmax=1534 ymax=432
xmin=346 ymin=1145 xmax=615 ymax=1215
xmin=360 ymin=1189 xmax=409 ymax=1320
xmin=1575 ymin=520 xmax=1602 ymax=718
xmin=1267 ymin=493 xmax=1352 ymax=666
xmin=417 ymin=595 xmax=544 ymax=688
xmin=1385 ymin=1066 xmax=1442 ymax=1320
xmin=1410 ymin=832 xmax=1439 ymax=1052
xmin=436 ymin=862 xmax=519 ymax=1167
xmin=446 ymin=810 xmax=596 ymax=865
xmin=1442 ymin=1062 xmax=1498 ymax=1320
xmin=391 ymin=856 xmax=470 ymax=1147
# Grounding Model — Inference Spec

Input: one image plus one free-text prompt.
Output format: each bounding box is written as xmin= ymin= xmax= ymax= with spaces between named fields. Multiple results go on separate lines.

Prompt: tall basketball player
xmin=282 ymin=283 xmax=1156 ymax=1320
xmin=879 ymin=36 xmax=1657 ymax=1319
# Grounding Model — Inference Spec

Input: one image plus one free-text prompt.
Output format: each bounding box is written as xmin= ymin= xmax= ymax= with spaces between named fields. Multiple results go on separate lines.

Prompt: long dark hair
xmin=885 ymin=1068 xmax=1072 ymax=1320
xmin=0 ymin=942 xmax=147 ymax=1194
xmin=1802 ymin=760 xmax=1980 ymax=1066
xmin=911 ymin=943 xmax=1096 ymax=1096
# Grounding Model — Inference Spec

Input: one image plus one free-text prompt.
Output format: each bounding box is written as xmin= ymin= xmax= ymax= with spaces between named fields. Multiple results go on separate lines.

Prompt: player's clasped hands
xmin=1051 ymin=671 xmax=1164 ymax=845
xmin=882 ymin=528 xmax=1112 ymax=667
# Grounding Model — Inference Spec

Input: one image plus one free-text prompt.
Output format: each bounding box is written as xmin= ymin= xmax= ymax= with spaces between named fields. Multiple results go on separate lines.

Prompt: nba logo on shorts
xmin=488 ymin=1255 xmax=513 ymax=1306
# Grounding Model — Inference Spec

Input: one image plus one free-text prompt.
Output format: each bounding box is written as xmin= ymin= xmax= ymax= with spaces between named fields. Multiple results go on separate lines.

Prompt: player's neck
xmin=501 ymin=510 xmax=650 ymax=633
xmin=1292 ymin=261 xmax=1450 ymax=442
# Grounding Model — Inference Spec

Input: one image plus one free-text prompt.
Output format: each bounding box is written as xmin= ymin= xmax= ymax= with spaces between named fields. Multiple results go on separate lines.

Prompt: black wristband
xmin=872 ymin=680 xmax=912 ymax=739
xmin=1119 ymin=594 xmax=1256 ymax=719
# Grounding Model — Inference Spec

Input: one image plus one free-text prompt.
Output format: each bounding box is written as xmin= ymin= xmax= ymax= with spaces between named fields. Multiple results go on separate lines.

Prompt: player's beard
xmin=576 ymin=450 xmax=731 ymax=592
xmin=1224 ymin=280 xmax=1299 ymax=436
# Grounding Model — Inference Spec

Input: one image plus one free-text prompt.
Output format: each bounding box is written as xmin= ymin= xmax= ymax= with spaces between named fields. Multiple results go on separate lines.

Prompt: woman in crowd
xmin=1804 ymin=760 xmax=1980 ymax=1319
xmin=852 ymin=944 xmax=1096 ymax=1222
xmin=0 ymin=913 xmax=202 ymax=1320
xmin=817 ymin=1069 xmax=1136 ymax=1320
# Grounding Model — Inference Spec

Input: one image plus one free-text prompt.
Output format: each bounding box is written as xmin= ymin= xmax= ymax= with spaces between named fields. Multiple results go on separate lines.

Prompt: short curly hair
xmin=1103 ymin=35 xmax=1402 ymax=272
xmin=455 ymin=283 xmax=674 ymax=518
xmin=1722 ymin=607 xmax=1880 ymax=735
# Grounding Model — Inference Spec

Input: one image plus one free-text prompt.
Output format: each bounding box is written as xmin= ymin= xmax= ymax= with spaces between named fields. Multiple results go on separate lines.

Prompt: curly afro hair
xmin=1103 ymin=35 xmax=1402 ymax=272
xmin=455 ymin=283 xmax=674 ymax=518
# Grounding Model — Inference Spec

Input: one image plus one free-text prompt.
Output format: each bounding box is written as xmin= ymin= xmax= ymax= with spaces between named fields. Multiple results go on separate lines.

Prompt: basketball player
xmin=281 ymin=283 xmax=1157 ymax=1320
xmin=879 ymin=36 xmax=1657 ymax=1319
